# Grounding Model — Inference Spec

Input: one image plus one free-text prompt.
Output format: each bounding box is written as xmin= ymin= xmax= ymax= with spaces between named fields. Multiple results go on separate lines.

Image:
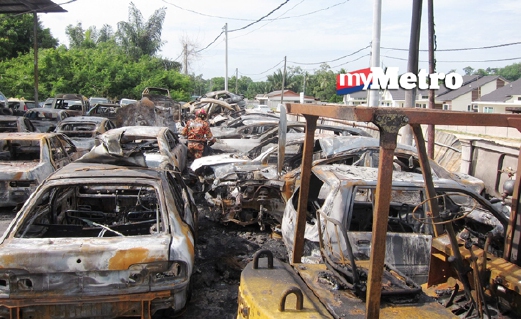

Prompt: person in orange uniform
xmin=181 ymin=109 xmax=216 ymax=159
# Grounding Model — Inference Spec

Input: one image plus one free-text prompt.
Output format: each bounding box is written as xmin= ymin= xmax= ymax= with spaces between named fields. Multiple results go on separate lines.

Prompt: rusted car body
xmin=281 ymin=164 xmax=508 ymax=284
xmin=24 ymin=108 xmax=71 ymax=133
xmin=281 ymin=135 xmax=486 ymax=201
xmin=82 ymin=126 xmax=187 ymax=172
xmin=0 ymin=162 xmax=198 ymax=318
xmin=0 ymin=132 xmax=85 ymax=207
xmin=55 ymin=116 xmax=116 ymax=149
xmin=211 ymin=122 xmax=371 ymax=154
xmin=0 ymin=116 xmax=38 ymax=133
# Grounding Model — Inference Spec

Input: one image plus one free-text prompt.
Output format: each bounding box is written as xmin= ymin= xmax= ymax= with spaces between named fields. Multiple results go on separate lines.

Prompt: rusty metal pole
xmin=366 ymin=113 xmax=408 ymax=319
xmin=427 ymin=0 xmax=435 ymax=158
xmin=291 ymin=114 xmax=317 ymax=264
xmin=411 ymin=124 xmax=443 ymax=237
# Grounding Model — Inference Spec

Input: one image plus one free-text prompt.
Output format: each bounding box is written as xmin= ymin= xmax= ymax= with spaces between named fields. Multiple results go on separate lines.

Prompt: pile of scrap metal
xmin=114 ymin=87 xmax=182 ymax=133
xmin=182 ymin=90 xmax=246 ymax=126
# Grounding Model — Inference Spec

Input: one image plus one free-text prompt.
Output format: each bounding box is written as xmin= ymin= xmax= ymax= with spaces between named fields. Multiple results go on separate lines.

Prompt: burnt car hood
xmin=190 ymin=153 xmax=250 ymax=171
xmin=0 ymin=236 xmax=170 ymax=273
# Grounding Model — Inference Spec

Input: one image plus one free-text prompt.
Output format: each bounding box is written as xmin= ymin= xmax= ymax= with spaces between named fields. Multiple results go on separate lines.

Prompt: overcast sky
xmin=38 ymin=0 xmax=521 ymax=81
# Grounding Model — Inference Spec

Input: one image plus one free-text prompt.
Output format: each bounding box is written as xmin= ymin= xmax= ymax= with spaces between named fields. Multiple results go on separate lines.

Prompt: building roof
xmin=478 ymin=77 xmax=521 ymax=102
xmin=436 ymin=75 xmax=503 ymax=101
xmin=0 ymin=0 xmax=66 ymax=14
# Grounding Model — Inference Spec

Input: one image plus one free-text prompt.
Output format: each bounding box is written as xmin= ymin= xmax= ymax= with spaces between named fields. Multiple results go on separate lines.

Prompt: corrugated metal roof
xmin=0 ymin=0 xmax=66 ymax=14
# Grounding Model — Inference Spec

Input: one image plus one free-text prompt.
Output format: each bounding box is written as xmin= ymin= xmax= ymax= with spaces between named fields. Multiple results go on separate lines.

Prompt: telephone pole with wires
xmin=224 ymin=23 xmax=228 ymax=91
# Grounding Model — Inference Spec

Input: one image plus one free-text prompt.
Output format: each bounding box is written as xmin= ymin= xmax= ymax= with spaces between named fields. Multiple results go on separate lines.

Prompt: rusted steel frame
xmin=505 ymin=148 xmax=521 ymax=262
xmin=411 ymin=124 xmax=443 ymax=237
xmin=285 ymin=103 xmax=521 ymax=131
xmin=1 ymin=291 xmax=170 ymax=307
xmin=365 ymin=114 xmax=407 ymax=319
xmin=291 ymin=114 xmax=317 ymax=264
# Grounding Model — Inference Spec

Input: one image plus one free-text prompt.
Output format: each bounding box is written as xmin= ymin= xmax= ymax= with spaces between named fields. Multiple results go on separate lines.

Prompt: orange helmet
xmin=196 ymin=109 xmax=207 ymax=118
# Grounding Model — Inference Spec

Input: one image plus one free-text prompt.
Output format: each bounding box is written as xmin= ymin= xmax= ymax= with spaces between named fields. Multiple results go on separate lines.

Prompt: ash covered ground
xmin=177 ymin=207 xmax=289 ymax=319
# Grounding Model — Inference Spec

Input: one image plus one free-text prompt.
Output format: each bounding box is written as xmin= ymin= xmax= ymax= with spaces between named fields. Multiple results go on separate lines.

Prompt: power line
xmin=194 ymin=31 xmax=224 ymax=53
xmin=381 ymin=41 xmax=521 ymax=52
xmin=239 ymin=58 xmax=285 ymax=76
xmin=161 ymin=0 xmax=349 ymax=22
xmin=330 ymin=54 xmax=371 ymax=69
xmin=195 ymin=0 xmax=290 ymax=53
xmin=381 ymin=54 xmax=521 ymax=63
xmin=289 ymin=45 xmax=370 ymax=65
xmin=230 ymin=0 xmax=305 ymax=40
xmin=228 ymin=0 xmax=290 ymax=33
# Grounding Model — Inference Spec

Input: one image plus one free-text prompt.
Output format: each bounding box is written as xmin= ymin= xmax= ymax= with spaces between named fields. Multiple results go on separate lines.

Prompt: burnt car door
xmin=164 ymin=129 xmax=187 ymax=172
xmin=48 ymin=135 xmax=72 ymax=170
xmin=166 ymin=171 xmax=198 ymax=237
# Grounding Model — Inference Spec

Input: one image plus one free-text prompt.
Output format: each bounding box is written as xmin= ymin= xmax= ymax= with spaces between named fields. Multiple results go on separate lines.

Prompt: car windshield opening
xmin=15 ymin=183 xmax=162 ymax=238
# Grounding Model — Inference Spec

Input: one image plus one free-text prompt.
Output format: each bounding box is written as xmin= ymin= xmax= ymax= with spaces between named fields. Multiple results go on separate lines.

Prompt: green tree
xmin=463 ymin=66 xmax=474 ymax=75
xmin=266 ymin=69 xmax=299 ymax=92
xmin=0 ymin=13 xmax=58 ymax=60
xmin=116 ymin=2 xmax=166 ymax=60
xmin=498 ymin=63 xmax=521 ymax=81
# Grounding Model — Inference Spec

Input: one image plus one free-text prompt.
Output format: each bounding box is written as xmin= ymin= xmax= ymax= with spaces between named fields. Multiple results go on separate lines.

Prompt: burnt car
xmin=0 ymin=116 xmax=38 ymax=133
xmin=281 ymin=135 xmax=486 ymax=201
xmin=51 ymin=93 xmax=89 ymax=116
xmin=211 ymin=122 xmax=371 ymax=154
xmin=82 ymin=126 xmax=188 ymax=172
xmin=86 ymin=102 xmax=121 ymax=121
xmin=55 ymin=116 xmax=116 ymax=149
xmin=24 ymin=108 xmax=71 ymax=133
xmin=190 ymin=133 xmax=345 ymax=229
xmin=0 ymin=132 xmax=86 ymax=207
xmin=282 ymin=164 xmax=509 ymax=284
xmin=0 ymin=161 xmax=198 ymax=318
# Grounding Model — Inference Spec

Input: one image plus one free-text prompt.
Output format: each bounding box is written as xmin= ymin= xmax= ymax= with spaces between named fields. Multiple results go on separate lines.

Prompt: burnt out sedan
xmin=0 ymin=132 xmax=86 ymax=208
xmin=55 ymin=116 xmax=116 ymax=149
xmin=0 ymin=161 xmax=198 ymax=318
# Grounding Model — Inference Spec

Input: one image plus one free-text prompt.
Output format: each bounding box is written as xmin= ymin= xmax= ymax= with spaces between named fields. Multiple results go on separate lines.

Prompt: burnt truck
xmin=237 ymin=104 xmax=521 ymax=319
xmin=51 ymin=93 xmax=89 ymax=116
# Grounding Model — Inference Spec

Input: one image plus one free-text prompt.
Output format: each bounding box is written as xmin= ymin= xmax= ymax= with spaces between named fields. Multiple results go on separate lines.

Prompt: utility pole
xmin=33 ymin=12 xmax=39 ymax=107
xmin=368 ymin=0 xmax=381 ymax=107
xmin=235 ymin=68 xmax=238 ymax=94
xmin=427 ymin=0 xmax=435 ymax=158
xmin=183 ymin=43 xmax=188 ymax=75
xmin=224 ymin=23 xmax=228 ymax=91
xmin=401 ymin=0 xmax=423 ymax=146
xmin=280 ymin=56 xmax=287 ymax=105
xmin=303 ymin=72 xmax=307 ymax=95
